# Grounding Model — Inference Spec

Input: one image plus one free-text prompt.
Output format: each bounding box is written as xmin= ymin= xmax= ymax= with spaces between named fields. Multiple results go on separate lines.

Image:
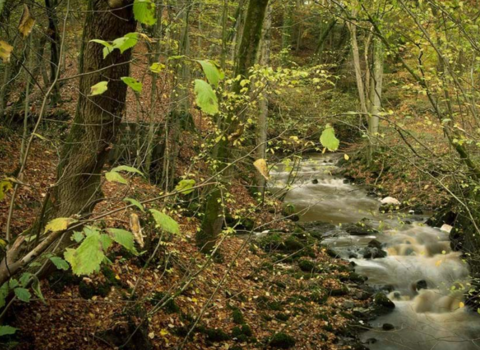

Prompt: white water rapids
xmin=269 ymin=154 xmax=480 ymax=350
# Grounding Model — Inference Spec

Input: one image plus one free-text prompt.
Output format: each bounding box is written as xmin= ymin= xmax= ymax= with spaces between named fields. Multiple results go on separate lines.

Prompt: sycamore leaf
xmin=124 ymin=197 xmax=145 ymax=212
xmin=0 ymin=326 xmax=17 ymax=337
xmin=112 ymin=165 xmax=143 ymax=176
xmin=112 ymin=33 xmax=138 ymax=54
xmin=254 ymin=159 xmax=270 ymax=180
xmin=90 ymin=39 xmax=114 ymax=59
xmin=0 ymin=40 xmax=13 ymax=63
xmin=64 ymin=232 xmax=105 ymax=276
xmin=50 ymin=257 xmax=69 ymax=271
xmin=320 ymin=124 xmax=340 ymax=152
xmin=121 ymin=77 xmax=143 ymax=93
xmin=14 ymin=287 xmax=31 ymax=302
xmin=150 ymin=62 xmax=165 ymax=73
xmin=89 ymin=81 xmax=108 ymax=96
xmin=194 ymin=79 xmax=218 ymax=115
xmin=196 ymin=60 xmax=224 ymax=87
xmin=133 ymin=0 xmax=156 ymax=26
xmin=0 ymin=179 xmax=13 ymax=201
xmin=45 ymin=217 xmax=77 ymax=233
xmin=105 ymin=171 xmax=128 ymax=185
xmin=150 ymin=209 xmax=180 ymax=235
xmin=107 ymin=228 xmax=137 ymax=254
xmin=18 ymin=5 xmax=35 ymax=38
xmin=175 ymin=179 xmax=196 ymax=195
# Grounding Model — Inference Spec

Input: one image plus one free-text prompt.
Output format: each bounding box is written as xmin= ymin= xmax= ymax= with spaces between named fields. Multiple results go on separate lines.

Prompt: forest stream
xmin=270 ymin=154 xmax=480 ymax=350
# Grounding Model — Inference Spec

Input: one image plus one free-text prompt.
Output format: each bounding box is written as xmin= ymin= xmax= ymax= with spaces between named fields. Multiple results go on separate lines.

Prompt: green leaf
xmin=45 ymin=217 xmax=77 ymax=233
xmin=124 ymin=197 xmax=145 ymax=212
xmin=89 ymin=81 xmax=108 ymax=96
xmin=99 ymin=234 xmax=113 ymax=251
xmin=133 ymin=0 xmax=157 ymax=26
xmin=90 ymin=39 xmax=114 ymax=59
xmin=150 ymin=209 xmax=180 ymax=235
xmin=150 ymin=62 xmax=165 ymax=74
xmin=194 ymin=80 xmax=218 ymax=115
xmin=320 ymin=124 xmax=340 ymax=151
xmin=112 ymin=33 xmax=138 ymax=54
xmin=112 ymin=165 xmax=143 ymax=176
xmin=19 ymin=272 xmax=33 ymax=287
xmin=0 ymin=326 xmax=17 ymax=337
xmin=121 ymin=77 xmax=143 ymax=93
xmin=72 ymin=231 xmax=85 ymax=243
xmin=175 ymin=179 xmax=196 ymax=195
xmin=107 ymin=229 xmax=137 ymax=254
xmin=0 ymin=179 xmax=13 ymax=202
xmin=64 ymin=232 xmax=105 ymax=276
xmin=9 ymin=279 xmax=18 ymax=289
xmin=50 ymin=257 xmax=69 ymax=271
xmin=32 ymin=280 xmax=45 ymax=304
xmin=14 ymin=288 xmax=31 ymax=302
xmin=196 ymin=60 xmax=224 ymax=87
xmin=105 ymin=171 xmax=128 ymax=185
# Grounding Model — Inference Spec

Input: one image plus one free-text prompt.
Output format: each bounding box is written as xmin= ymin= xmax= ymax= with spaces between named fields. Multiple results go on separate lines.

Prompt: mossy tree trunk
xmin=196 ymin=0 xmax=269 ymax=253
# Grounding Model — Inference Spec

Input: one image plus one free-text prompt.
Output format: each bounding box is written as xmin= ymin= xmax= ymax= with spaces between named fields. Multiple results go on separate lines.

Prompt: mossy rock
xmin=275 ymin=313 xmax=290 ymax=321
xmin=373 ymin=292 xmax=395 ymax=313
xmin=232 ymin=324 xmax=253 ymax=338
xmin=48 ymin=270 xmax=81 ymax=294
xmin=282 ymin=236 xmax=305 ymax=252
xmin=199 ymin=327 xmax=231 ymax=342
xmin=232 ymin=308 xmax=245 ymax=325
xmin=258 ymin=233 xmax=284 ymax=252
xmin=269 ymin=332 xmax=296 ymax=349
xmin=330 ymin=285 xmax=349 ymax=296
xmin=298 ymin=259 xmax=317 ymax=272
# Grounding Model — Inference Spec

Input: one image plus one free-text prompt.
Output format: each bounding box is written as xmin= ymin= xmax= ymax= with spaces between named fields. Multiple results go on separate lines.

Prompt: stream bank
xmin=270 ymin=153 xmax=480 ymax=350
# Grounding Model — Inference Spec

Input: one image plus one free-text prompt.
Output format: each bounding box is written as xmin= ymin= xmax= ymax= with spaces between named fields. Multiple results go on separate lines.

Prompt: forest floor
xmin=0 ymin=134 xmax=376 ymax=350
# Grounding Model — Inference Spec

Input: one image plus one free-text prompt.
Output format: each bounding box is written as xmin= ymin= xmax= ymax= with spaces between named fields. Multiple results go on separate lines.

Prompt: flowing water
xmin=269 ymin=154 xmax=480 ymax=350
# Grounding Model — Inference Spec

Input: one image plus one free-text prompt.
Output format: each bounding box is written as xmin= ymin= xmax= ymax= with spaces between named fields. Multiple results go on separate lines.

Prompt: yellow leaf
xmin=0 ymin=41 xmax=13 ymax=63
xmin=18 ymin=5 xmax=36 ymax=38
xmin=459 ymin=302 xmax=465 ymax=308
xmin=148 ymin=332 xmax=155 ymax=339
xmin=0 ymin=179 xmax=13 ymax=201
xmin=160 ymin=329 xmax=169 ymax=337
xmin=344 ymin=154 xmax=350 ymax=161
xmin=435 ymin=260 xmax=443 ymax=267
xmin=253 ymin=159 xmax=269 ymax=180
xmin=45 ymin=217 xmax=77 ymax=233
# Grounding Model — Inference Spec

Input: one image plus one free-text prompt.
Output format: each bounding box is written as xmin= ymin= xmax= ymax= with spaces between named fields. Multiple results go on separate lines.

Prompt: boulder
xmin=380 ymin=197 xmax=401 ymax=205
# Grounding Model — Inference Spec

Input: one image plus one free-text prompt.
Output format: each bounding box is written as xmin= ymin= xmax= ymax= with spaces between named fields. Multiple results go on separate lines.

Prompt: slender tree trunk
xmin=367 ymin=36 xmax=383 ymax=164
xmin=197 ymin=0 xmax=269 ymax=253
xmin=315 ymin=18 xmax=337 ymax=58
xmin=256 ymin=4 xmax=271 ymax=199
xmin=45 ymin=0 xmax=61 ymax=105
xmin=347 ymin=14 xmax=368 ymax=116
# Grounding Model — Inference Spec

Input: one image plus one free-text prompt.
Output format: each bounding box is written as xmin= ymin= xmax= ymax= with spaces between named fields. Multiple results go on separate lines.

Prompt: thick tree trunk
xmin=0 ymin=0 xmax=136 ymax=285
xmin=197 ymin=0 xmax=269 ymax=253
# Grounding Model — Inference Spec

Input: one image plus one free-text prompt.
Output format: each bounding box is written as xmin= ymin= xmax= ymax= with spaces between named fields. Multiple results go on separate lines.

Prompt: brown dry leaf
xmin=0 ymin=40 xmax=13 ymax=63
xmin=18 ymin=5 xmax=36 ymax=38
xmin=253 ymin=159 xmax=269 ymax=180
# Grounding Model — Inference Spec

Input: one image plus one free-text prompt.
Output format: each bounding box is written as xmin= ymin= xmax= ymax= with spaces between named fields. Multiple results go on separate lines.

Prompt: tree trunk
xmin=0 ymin=0 xmax=136 ymax=285
xmin=256 ymin=3 xmax=271 ymax=199
xmin=45 ymin=0 xmax=61 ymax=105
xmin=197 ymin=0 xmax=269 ymax=253
xmin=367 ymin=36 xmax=384 ymax=164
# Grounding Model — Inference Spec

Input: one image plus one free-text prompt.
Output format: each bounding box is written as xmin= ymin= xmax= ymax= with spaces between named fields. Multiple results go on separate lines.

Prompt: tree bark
xmin=0 ymin=0 xmax=136 ymax=285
